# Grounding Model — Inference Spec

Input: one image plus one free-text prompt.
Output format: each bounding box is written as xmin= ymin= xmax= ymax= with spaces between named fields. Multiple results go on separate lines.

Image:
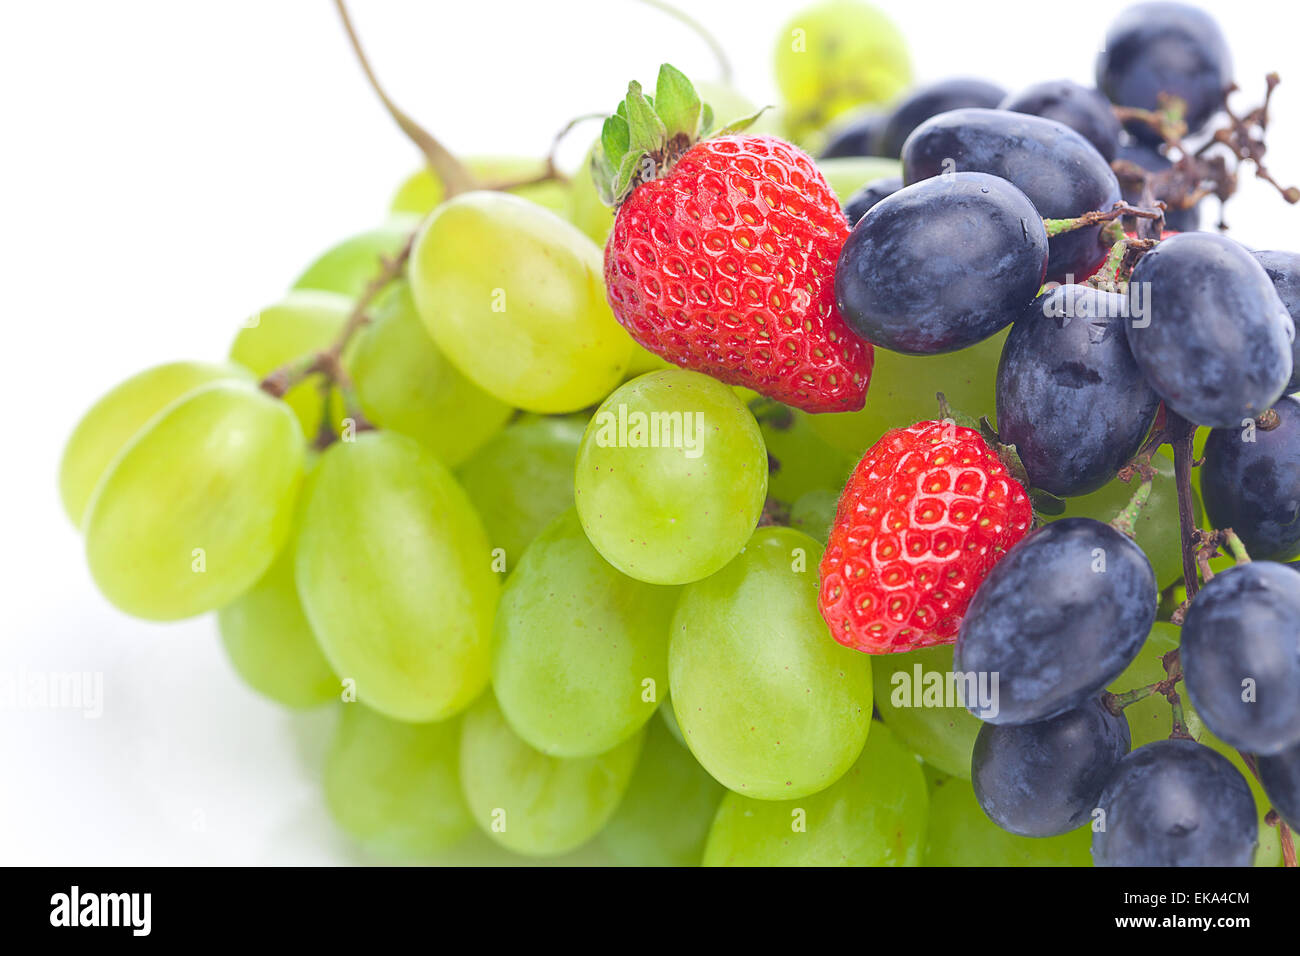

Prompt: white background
xmin=2 ymin=0 xmax=1297 ymax=865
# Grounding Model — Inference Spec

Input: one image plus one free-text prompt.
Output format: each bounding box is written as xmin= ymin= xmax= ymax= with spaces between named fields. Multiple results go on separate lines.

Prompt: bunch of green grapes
xmin=56 ymin=9 xmax=1006 ymax=871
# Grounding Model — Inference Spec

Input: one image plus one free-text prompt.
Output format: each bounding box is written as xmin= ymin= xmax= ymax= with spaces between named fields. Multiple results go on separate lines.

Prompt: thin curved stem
xmin=333 ymin=0 xmax=477 ymax=197
xmin=635 ymin=0 xmax=733 ymax=84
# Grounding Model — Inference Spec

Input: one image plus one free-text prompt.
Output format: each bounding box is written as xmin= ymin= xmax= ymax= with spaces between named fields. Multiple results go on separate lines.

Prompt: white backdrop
xmin=2 ymin=0 xmax=1297 ymax=865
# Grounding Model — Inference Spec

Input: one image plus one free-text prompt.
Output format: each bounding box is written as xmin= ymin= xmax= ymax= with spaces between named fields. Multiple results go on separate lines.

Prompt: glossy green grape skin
xmin=809 ymin=329 xmax=1008 ymax=459
xmin=349 ymin=280 xmax=511 ymax=467
xmin=1108 ymin=624 xmax=1281 ymax=866
xmin=816 ymin=156 xmax=904 ymax=202
xmin=391 ymin=157 xmax=570 ymax=218
xmin=924 ymin=773 xmax=1092 ymax=866
xmin=228 ymin=289 xmax=352 ymax=435
xmin=83 ymin=381 xmax=304 ymax=621
xmin=601 ymin=719 xmax=725 ymax=866
xmin=458 ymin=694 xmax=644 ymax=857
xmin=217 ymin=538 xmax=337 ymax=709
xmin=694 ymin=80 xmax=782 ymax=136
xmin=567 ymin=141 xmax=616 ymax=246
xmin=59 ymin=360 xmax=250 ymax=527
xmin=410 ymin=191 xmax=631 ymax=413
xmin=670 ymin=527 xmax=873 ymax=799
xmin=773 ymin=0 xmax=911 ymax=142
xmin=789 ymin=489 xmax=840 ymax=543
xmin=1053 ymin=448 xmax=1194 ymax=587
xmin=575 ymin=370 xmax=768 ymax=585
xmin=873 ymin=643 xmax=983 ymax=779
xmin=456 ymin=416 xmax=587 ymax=570
xmin=660 ymin=692 xmax=687 ymax=746
xmin=492 ymin=509 xmax=676 ymax=757
xmin=294 ymin=431 xmax=497 ymax=723
xmin=291 ymin=215 xmax=422 ymax=298
xmin=759 ymin=406 xmax=854 ymax=504
xmin=323 ymin=704 xmax=473 ymax=861
xmin=703 ymin=722 xmax=926 ymax=865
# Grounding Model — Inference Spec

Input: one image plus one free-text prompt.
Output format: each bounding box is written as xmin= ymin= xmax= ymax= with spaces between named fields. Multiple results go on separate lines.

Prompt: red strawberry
xmin=819 ymin=420 xmax=1033 ymax=653
xmin=594 ymin=67 xmax=872 ymax=413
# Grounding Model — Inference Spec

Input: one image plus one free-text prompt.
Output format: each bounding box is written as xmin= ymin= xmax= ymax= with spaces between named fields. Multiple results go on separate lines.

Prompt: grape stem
xmin=635 ymin=0 xmax=734 ymax=84
xmin=1112 ymin=95 xmax=1188 ymax=147
xmin=259 ymin=226 xmax=417 ymax=420
xmin=333 ymin=0 xmax=478 ymax=197
xmin=1109 ymin=461 xmax=1157 ymax=539
xmin=1041 ymin=201 xmax=1161 ymax=238
xmin=1238 ymin=753 xmax=1298 ymax=867
xmin=480 ymin=113 xmax=604 ymax=192
xmin=1167 ymin=412 xmax=1201 ymax=602
xmin=1111 ymin=74 xmax=1299 ymax=235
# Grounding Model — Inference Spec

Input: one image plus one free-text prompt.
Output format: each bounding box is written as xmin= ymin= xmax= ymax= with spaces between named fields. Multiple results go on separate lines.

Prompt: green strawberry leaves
xmin=591 ymin=63 xmax=766 ymax=208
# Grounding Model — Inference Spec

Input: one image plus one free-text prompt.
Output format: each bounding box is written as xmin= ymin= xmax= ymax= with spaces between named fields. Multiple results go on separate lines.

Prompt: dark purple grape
xmin=953 ymin=518 xmax=1156 ymax=726
xmin=1092 ymin=739 xmax=1257 ymax=867
xmin=876 ymin=78 xmax=1007 ymax=158
xmin=1114 ymin=140 xmax=1202 ymax=232
xmin=1096 ymin=2 xmax=1233 ymax=144
xmin=996 ymin=285 xmax=1162 ymax=498
xmin=1125 ymin=232 xmax=1294 ymax=428
xmin=1258 ymin=740 xmax=1300 ymax=831
xmin=1201 ymin=397 xmax=1300 ymax=562
xmin=1001 ymin=80 xmax=1121 ymax=161
xmin=901 ymin=108 xmax=1121 ymax=284
xmin=835 ymin=172 xmax=1047 ymax=355
xmin=842 ymin=176 xmax=901 ymax=226
xmin=1180 ymin=561 xmax=1300 ymax=754
xmin=972 ymin=696 xmax=1131 ymax=837
xmin=1251 ymin=251 xmax=1300 ymax=392
xmin=819 ymin=109 xmax=888 ymax=159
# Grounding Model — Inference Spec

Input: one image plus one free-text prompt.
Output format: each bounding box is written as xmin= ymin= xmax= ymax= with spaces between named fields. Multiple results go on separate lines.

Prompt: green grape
xmin=693 ymin=80 xmax=782 ymax=136
xmin=810 ymin=330 xmax=1008 ymax=459
xmin=757 ymin=405 xmax=854 ymax=503
xmin=228 ymin=289 xmax=352 ymax=435
xmin=1109 ymin=622 xmax=1184 ymax=750
xmin=59 ymin=360 xmax=250 ymax=527
xmin=790 ymin=489 xmax=840 ymax=543
xmin=456 ymin=416 xmax=586 ymax=570
xmin=458 ymin=693 xmax=644 ymax=857
xmin=774 ymin=0 xmax=911 ymax=142
xmin=873 ymin=643 xmax=983 ymax=779
xmin=492 ymin=509 xmax=676 ymax=757
xmin=924 ymin=773 xmax=1092 ymax=866
xmin=1053 ymin=448 xmax=1194 ymax=588
xmin=575 ymin=370 xmax=768 ymax=585
xmin=391 ymin=157 xmax=570 ymax=218
xmin=1109 ymin=624 xmax=1281 ymax=866
xmin=816 ymin=156 xmax=904 ymax=202
xmin=567 ymin=140 xmax=616 ymax=246
xmin=295 ymin=431 xmax=497 ymax=723
xmin=323 ymin=703 xmax=473 ymax=860
xmin=83 ymin=381 xmax=304 ymax=620
xmin=670 ymin=527 xmax=873 ymax=799
xmin=624 ymin=344 xmax=674 ymax=378
xmin=291 ymin=215 xmax=422 ymax=298
xmin=660 ymin=692 xmax=686 ymax=746
xmin=703 ymin=722 xmax=926 ymax=865
xmin=409 ymin=191 xmax=631 ymax=413
xmin=601 ymin=719 xmax=725 ymax=866
xmin=217 ymin=536 xmax=337 ymax=710
xmin=349 ymin=280 xmax=511 ymax=467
